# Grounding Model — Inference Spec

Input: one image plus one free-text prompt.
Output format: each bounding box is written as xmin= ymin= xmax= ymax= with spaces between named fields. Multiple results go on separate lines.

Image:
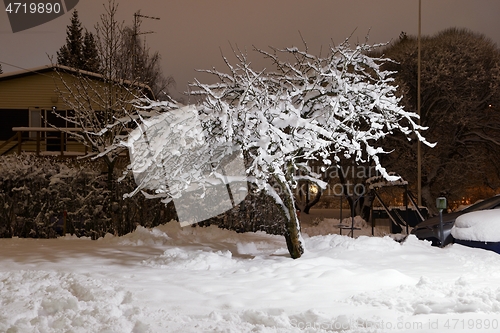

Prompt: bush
xmin=0 ymin=154 xmax=286 ymax=239
xmin=0 ymin=154 xmax=175 ymax=238
xmin=197 ymin=184 xmax=286 ymax=235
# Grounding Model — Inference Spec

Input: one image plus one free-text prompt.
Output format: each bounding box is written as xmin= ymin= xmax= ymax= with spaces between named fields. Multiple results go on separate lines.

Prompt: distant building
xmin=0 ymin=65 xmax=153 ymax=156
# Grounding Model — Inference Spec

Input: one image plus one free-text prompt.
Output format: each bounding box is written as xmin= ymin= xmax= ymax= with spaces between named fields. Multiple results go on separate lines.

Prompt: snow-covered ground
xmin=1 ymin=220 xmax=500 ymax=333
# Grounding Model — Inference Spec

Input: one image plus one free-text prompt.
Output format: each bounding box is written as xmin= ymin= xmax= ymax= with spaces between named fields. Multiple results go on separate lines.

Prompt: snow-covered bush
xmin=0 ymin=154 xmax=174 ymax=238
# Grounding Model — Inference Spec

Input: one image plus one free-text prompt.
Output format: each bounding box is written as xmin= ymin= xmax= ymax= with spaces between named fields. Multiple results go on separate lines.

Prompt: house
xmin=0 ymin=64 xmax=154 ymax=156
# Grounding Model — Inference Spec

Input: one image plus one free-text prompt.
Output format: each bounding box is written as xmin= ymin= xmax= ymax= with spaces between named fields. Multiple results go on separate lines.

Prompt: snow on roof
xmin=366 ymin=173 xmax=408 ymax=190
xmin=0 ymin=64 xmax=155 ymax=98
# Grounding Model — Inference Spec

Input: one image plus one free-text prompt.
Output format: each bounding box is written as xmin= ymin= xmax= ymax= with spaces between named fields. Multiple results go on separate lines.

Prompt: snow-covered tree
xmin=125 ymin=38 xmax=433 ymax=259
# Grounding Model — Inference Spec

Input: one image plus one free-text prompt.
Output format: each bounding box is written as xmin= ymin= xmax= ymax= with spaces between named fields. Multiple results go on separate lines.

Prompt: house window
xmin=0 ymin=109 xmax=29 ymax=141
xmin=45 ymin=108 xmax=68 ymax=129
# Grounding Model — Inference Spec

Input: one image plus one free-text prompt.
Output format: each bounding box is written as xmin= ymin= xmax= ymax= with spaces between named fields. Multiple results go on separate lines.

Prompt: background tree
xmin=53 ymin=0 xmax=173 ymax=190
xmin=376 ymin=28 xmax=500 ymax=211
xmin=293 ymin=153 xmax=383 ymax=220
xmin=57 ymin=10 xmax=83 ymax=68
xmin=57 ymin=10 xmax=100 ymax=73
xmin=52 ymin=1 xmax=177 ymax=187
xmin=119 ymin=14 xmax=174 ymax=99
xmin=57 ymin=5 xmax=173 ymax=98
xmin=125 ymin=39 xmax=432 ymax=259
xmin=0 ymin=64 xmax=3 ymax=75
xmin=82 ymin=30 xmax=101 ymax=73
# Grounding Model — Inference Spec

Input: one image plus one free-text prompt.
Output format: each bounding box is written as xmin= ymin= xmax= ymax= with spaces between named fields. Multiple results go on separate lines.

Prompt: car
xmin=410 ymin=195 xmax=500 ymax=246
xmin=452 ymin=209 xmax=500 ymax=253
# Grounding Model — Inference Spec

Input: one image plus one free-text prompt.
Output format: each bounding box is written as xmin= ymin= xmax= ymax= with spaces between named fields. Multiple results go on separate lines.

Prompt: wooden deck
xmin=0 ymin=127 xmax=88 ymax=157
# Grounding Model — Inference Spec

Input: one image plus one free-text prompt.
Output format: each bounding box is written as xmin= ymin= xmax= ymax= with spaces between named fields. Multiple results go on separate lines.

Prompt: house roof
xmin=0 ymin=64 xmax=155 ymax=99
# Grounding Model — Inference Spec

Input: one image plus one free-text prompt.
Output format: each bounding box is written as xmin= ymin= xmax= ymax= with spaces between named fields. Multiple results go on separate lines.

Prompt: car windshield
xmin=462 ymin=196 xmax=500 ymax=213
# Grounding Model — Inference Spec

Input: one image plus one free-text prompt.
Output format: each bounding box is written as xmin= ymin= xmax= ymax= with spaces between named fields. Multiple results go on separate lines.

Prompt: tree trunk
xmin=303 ymin=188 xmax=322 ymax=214
xmin=301 ymin=165 xmax=335 ymax=214
xmin=358 ymin=194 xmax=373 ymax=221
xmin=274 ymin=176 xmax=304 ymax=259
xmin=422 ymin=184 xmax=436 ymax=216
xmin=283 ymin=206 xmax=304 ymax=259
xmin=104 ymin=156 xmax=116 ymax=192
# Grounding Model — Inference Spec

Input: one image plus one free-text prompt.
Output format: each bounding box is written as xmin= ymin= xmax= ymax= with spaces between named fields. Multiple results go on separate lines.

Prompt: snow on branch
xmin=189 ymin=39 xmax=432 ymax=190
xmin=128 ymin=39 xmax=434 ymax=213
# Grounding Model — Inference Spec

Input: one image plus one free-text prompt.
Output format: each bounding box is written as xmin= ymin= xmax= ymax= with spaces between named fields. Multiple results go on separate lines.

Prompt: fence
xmin=0 ymin=127 xmax=87 ymax=157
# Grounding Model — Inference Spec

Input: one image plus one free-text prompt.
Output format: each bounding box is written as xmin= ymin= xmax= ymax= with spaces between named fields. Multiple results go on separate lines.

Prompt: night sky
xmin=1 ymin=0 xmax=500 ymax=100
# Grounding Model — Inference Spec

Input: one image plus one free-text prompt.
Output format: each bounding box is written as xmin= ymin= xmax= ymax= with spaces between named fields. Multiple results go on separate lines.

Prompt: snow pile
xmin=142 ymin=248 xmax=236 ymax=270
xmin=350 ymin=275 xmax=500 ymax=315
xmin=451 ymin=209 xmax=500 ymax=242
xmin=101 ymin=225 xmax=172 ymax=246
xmin=0 ymin=271 xmax=147 ymax=333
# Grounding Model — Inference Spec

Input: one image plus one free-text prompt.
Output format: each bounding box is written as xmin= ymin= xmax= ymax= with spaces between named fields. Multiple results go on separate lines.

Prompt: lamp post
xmin=417 ymin=0 xmax=422 ymax=207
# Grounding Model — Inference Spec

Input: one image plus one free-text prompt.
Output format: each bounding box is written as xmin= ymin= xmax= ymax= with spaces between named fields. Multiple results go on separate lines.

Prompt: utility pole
xmin=417 ymin=0 xmax=422 ymax=206
xmin=132 ymin=11 xmax=160 ymax=79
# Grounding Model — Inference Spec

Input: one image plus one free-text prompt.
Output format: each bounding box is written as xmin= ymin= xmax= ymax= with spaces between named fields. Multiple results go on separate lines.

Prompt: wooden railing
xmin=0 ymin=127 xmax=87 ymax=157
xmin=0 ymin=132 xmax=20 ymax=155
